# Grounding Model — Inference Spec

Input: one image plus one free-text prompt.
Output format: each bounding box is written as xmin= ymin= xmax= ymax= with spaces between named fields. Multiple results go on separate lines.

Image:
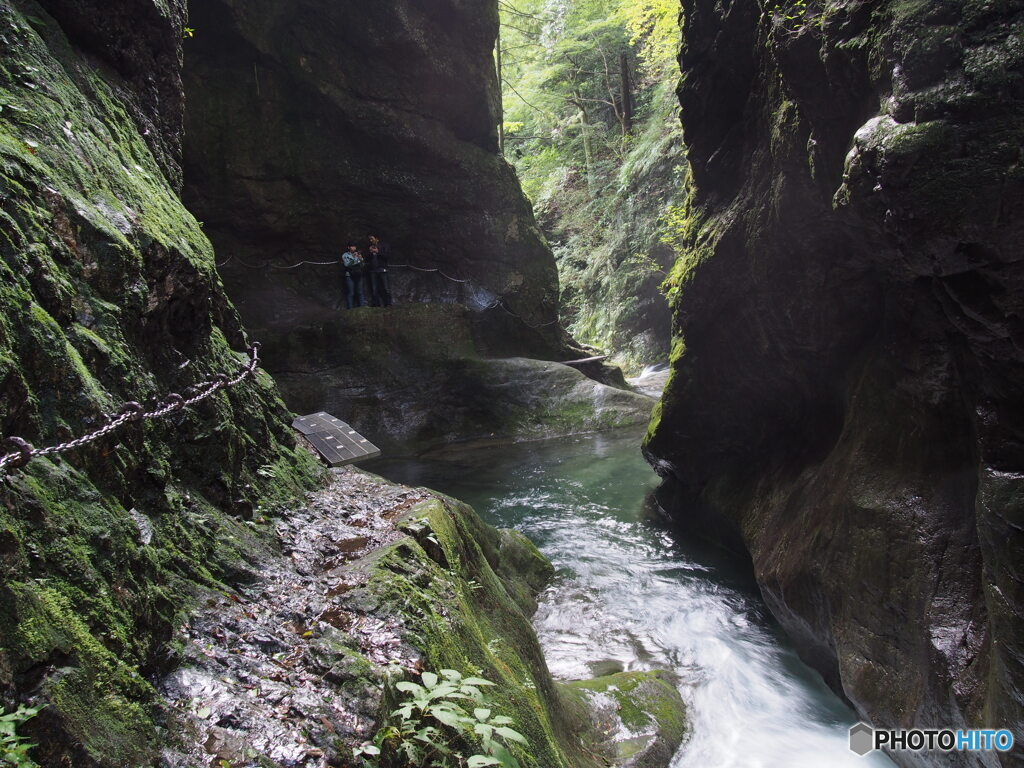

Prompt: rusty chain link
xmin=0 ymin=343 xmax=262 ymax=475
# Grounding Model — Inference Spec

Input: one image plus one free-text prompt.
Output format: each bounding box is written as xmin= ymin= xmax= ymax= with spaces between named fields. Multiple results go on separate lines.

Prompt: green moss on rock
xmin=346 ymin=496 xmax=602 ymax=768
xmin=0 ymin=2 xmax=322 ymax=763
xmin=565 ymin=670 xmax=688 ymax=768
xmin=496 ymin=528 xmax=555 ymax=615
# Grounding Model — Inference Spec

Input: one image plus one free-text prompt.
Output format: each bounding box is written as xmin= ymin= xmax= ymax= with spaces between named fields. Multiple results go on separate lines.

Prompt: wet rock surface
xmin=161 ymin=469 xmax=427 ymax=767
xmin=159 ymin=465 xmax=594 ymax=768
xmin=255 ymin=303 xmax=655 ymax=454
xmin=646 ymin=0 xmax=1024 ymax=763
xmin=182 ymin=0 xmax=562 ymax=353
xmin=566 ymin=671 xmax=688 ymax=768
xmin=627 ymin=365 xmax=669 ymax=400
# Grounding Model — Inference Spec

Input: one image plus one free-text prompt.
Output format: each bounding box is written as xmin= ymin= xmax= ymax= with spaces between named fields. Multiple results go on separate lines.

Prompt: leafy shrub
xmin=0 ymin=706 xmax=39 ymax=768
xmin=355 ymin=670 xmax=528 ymax=768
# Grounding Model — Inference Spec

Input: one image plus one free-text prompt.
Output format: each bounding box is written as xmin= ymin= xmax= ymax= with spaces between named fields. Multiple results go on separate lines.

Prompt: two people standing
xmin=341 ymin=235 xmax=392 ymax=309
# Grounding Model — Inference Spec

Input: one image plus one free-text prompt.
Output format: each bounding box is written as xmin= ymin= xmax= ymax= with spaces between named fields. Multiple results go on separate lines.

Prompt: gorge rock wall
xmin=0 ymin=2 xmax=630 ymax=765
xmin=645 ymin=0 xmax=1024 ymax=764
xmin=252 ymin=303 xmax=654 ymax=455
xmin=0 ymin=0 xmax=320 ymax=762
xmin=181 ymin=0 xmax=564 ymax=359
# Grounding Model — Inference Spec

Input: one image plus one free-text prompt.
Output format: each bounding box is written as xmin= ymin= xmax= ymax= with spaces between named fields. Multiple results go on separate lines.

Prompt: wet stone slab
xmin=159 ymin=467 xmax=430 ymax=768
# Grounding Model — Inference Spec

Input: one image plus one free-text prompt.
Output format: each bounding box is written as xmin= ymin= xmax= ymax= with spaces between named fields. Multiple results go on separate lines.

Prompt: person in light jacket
xmin=341 ymin=244 xmax=366 ymax=309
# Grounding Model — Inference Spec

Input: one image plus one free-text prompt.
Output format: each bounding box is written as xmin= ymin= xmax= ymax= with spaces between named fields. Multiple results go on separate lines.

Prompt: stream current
xmin=368 ymin=427 xmax=896 ymax=767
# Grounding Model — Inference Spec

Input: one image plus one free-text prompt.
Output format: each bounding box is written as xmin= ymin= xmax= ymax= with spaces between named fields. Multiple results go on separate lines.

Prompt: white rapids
xmin=371 ymin=429 xmax=897 ymax=768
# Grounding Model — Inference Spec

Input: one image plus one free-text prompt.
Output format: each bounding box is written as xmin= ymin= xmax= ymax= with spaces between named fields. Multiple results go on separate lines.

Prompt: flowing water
xmin=367 ymin=428 xmax=896 ymax=767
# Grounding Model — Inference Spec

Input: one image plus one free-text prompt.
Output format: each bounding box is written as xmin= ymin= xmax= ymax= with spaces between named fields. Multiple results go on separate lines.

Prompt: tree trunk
xmin=620 ymin=51 xmax=633 ymax=133
xmin=496 ymin=25 xmax=504 ymax=155
xmin=597 ymin=44 xmax=626 ymax=137
xmin=571 ymin=91 xmax=594 ymax=192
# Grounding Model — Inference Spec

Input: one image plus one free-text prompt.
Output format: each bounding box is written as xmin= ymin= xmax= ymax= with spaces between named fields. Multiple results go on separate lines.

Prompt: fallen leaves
xmin=159 ymin=467 xmax=433 ymax=767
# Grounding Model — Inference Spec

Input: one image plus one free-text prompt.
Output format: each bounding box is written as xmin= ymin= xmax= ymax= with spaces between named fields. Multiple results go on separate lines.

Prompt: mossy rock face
xmin=496 ymin=528 xmax=556 ymax=616
xmin=0 ymin=2 xmax=321 ymax=763
xmin=648 ymin=0 xmax=1024 ymax=756
xmin=345 ymin=496 xmax=602 ymax=768
xmin=565 ymin=671 xmax=688 ymax=768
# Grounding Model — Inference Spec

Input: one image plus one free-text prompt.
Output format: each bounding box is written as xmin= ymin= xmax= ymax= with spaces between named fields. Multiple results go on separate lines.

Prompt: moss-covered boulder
xmin=565 ymin=670 xmax=688 ymax=768
xmin=343 ymin=494 xmax=603 ymax=768
xmin=496 ymin=528 xmax=555 ymax=616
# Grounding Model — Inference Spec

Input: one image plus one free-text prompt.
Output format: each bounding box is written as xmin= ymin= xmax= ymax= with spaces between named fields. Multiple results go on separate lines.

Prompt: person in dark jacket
xmin=341 ymin=244 xmax=365 ymax=309
xmin=366 ymin=234 xmax=392 ymax=307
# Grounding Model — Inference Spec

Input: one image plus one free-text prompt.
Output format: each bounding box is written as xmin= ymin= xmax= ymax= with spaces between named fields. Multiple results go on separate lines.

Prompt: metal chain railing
xmin=217 ymin=255 xmax=559 ymax=329
xmin=0 ymin=344 xmax=262 ymax=475
xmin=216 ymin=254 xmax=470 ymax=284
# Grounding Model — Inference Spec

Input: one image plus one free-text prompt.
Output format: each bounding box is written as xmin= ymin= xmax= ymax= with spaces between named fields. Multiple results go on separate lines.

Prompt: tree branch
xmin=497 ymin=0 xmax=549 ymax=21
xmin=501 ymin=77 xmax=548 ymax=117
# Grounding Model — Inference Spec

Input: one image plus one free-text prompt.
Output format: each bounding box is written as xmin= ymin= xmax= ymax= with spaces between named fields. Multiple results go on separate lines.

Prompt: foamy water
xmin=370 ymin=429 xmax=896 ymax=767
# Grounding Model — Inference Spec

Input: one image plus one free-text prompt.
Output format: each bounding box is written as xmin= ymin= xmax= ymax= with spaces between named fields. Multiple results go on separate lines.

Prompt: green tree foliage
xmin=498 ymin=0 xmax=685 ymax=371
xmin=618 ymin=0 xmax=681 ymax=78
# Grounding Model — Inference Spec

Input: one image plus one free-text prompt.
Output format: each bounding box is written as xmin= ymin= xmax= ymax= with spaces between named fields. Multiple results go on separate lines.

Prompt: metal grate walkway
xmin=291 ymin=412 xmax=381 ymax=466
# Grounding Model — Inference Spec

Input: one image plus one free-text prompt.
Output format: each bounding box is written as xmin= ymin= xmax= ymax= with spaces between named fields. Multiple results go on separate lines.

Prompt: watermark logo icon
xmin=849 ymin=723 xmax=874 ymax=756
xmin=849 ymin=722 xmax=1015 ymax=756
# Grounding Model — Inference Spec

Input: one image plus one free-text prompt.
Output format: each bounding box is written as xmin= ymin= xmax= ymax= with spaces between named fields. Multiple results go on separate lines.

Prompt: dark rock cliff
xmin=645 ymin=0 xmax=1024 ymax=764
xmin=181 ymin=0 xmax=562 ymax=356
xmin=0 ymin=0 xmax=319 ymax=762
xmin=23 ymin=0 xmax=189 ymax=186
xmin=0 ymin=2 xmax=633 ymax=765
xmin=258 ymin=304 xmax=654 ymax=455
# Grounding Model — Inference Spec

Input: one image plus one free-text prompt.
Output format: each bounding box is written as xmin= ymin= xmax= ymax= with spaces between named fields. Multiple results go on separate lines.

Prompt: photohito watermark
xmin=849 ymin=723 xmax=1015 ymax=756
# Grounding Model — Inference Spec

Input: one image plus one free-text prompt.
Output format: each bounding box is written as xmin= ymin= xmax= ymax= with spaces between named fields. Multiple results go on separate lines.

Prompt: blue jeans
xmin=345 ymin=272 xmax=364 ymax=308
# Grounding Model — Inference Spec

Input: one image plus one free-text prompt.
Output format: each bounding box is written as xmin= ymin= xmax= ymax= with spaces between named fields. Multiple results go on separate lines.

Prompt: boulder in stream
xmin=565 ymin=670 xmax=689 ymax=768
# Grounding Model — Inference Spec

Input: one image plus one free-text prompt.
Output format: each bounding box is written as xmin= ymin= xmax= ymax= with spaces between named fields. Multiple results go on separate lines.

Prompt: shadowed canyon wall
xmin=181 ymin=0 xmax=562 ymax=355
xmin=176 ymin=0 xmax=660 ymax=455
xmin=645 ymin=0 xmax=1024 ymax=765
xmin=0 ymin=1 xmax=621 ymax=764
